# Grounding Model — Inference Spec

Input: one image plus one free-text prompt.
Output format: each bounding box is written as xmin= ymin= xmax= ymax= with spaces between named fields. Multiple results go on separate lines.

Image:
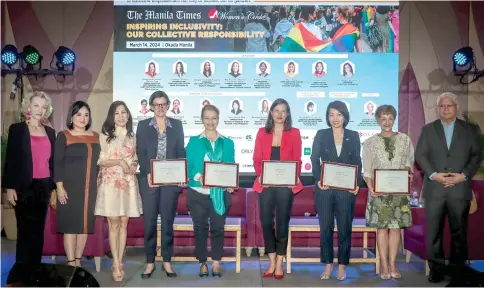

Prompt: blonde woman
xmin=3 ymin=92 xmax=55 ymax=285
xmin=186 ymin=104 xmax=235 ymax=277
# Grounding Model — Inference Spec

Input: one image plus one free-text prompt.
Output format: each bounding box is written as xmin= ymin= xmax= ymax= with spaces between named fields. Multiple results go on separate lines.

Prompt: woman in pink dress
xmin=392 ymin=6 xmax=399 ymax=53
xmin=95 ymin=101 xmax=143 ymax=281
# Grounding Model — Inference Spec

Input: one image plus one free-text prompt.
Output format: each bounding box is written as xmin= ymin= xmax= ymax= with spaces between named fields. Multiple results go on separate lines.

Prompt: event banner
xmin=113 ymin=0 xmax=399 ymax=174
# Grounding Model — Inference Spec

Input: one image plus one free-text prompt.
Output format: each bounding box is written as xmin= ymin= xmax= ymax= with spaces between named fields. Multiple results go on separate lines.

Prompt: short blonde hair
xmin=22 ymin=91 xmax=53 ymax=118
xmin=201 ymin=104 xmax=220 ymax=119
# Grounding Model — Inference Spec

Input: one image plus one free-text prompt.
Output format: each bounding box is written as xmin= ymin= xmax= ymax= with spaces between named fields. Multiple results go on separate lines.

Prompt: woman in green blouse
xmin=186 ymin=104 xmax=235 ymax=278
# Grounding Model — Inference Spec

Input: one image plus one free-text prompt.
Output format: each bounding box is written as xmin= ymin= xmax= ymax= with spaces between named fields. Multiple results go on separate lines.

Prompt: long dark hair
xmin=66 ymin=101 xmax=92 ymax=131
xmin=264 ymin=98 xmax=292 ymax=133
xmin=101 ymin=101 xmax=134 ymax=143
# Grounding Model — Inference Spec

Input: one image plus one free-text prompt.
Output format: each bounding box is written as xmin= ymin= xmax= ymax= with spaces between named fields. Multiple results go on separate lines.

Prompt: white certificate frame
xmin=203 ymin=162 xmax=239 ymax=189
xmin=260 ymin=160 xmax=298 ymax=187
xmin=374 ymin=169 xmax=410 ymax=195
xmin=321 ymin=161 xmax=358 ymax=191
xmin=150 ymin=159 xmax=188 ymax=185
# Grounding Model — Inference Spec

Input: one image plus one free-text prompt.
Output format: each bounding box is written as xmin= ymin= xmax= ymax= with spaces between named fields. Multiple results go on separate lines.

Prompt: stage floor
xmin=2 ymin=238 xmax=483 ymax=287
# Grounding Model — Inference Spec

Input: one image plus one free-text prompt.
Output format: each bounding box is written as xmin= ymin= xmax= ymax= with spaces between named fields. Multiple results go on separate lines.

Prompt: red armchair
xmin=404 ymin=180 xmax=484 ymax=275
xmin=255 ymin=186 xmax=375 ymax=256
xmin=42 ymin=206 xmax=110 ymax=272
xmin=126 ymin=188 xmax=258 ymax=256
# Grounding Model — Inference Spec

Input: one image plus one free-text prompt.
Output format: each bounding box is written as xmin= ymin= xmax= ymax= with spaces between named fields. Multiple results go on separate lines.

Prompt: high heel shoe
xmin=112 ymin=264 xmax=124 ymax=282
xmin=320 ymin=265 xmax=333 ymax=280
xmin=119 ymin=263 xmax=124 ymax=276
xmin=75 ymin=258 xmax=82 ymax=267
xmin=212 ymin=268 xmax=222 ymax=277
xmin=337 ymin=272 xmax=346 ymax=281
xmin=199 ymin=263 xmax=209 ymax=278
xmin=380 ymin=265 xmax=391 ymax=280
xmin=381 ymin=273 xmax=391 ymax=280
xmin=67 ymin=260 xmax=76 ymax=267
xmin=141 ymin=265 xmax=156 ymax=279
xmin=274 ymin=271 xmax=284 ymax=280
xmin=162 ymin=264 xmax=177 ymax=278
xmin=263 ymin=267 xmax=275 ymax=278
xmin=390 ymin=269 xmax=402 ymax=279
xmin=337 ymin=266 xmax=346 ymax=281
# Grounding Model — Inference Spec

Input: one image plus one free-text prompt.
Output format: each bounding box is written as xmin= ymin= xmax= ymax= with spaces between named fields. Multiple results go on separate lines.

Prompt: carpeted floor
xmin=2 ymin=238 xmax=483 ymax=287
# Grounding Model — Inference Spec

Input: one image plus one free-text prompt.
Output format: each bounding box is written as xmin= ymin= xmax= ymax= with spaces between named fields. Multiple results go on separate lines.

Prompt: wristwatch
xmin=462 ymin=173 xmax=468 ymax=181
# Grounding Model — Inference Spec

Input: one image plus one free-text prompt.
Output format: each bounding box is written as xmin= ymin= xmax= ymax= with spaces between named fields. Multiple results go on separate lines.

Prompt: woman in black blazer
xmin=310 ymin=100 xmax=362 ymax=281
xmin=2 ymin=92 xmax=56 ymax=286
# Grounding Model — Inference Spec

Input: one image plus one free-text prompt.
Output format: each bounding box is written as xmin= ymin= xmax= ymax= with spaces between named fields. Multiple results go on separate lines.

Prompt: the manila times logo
xmin=208 ymin=8 xmax=218 ymax=21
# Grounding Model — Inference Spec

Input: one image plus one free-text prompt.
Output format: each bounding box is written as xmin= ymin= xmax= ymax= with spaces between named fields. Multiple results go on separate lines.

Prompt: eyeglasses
xmin=152 ymin=103 xmax=169 ymax=109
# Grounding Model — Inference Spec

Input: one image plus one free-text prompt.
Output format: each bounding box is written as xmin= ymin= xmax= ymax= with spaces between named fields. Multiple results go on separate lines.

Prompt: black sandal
xmin=67 ymin=259 xmax=75 ymax=266
xmin=212 ymin=266 xmax=222 ymax=278
xmin=199 ymin=262 xmax=209 ymax=277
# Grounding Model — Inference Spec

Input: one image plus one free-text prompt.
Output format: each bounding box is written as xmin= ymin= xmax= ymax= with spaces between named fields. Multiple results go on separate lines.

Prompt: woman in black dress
xmin=54 ymin=101 xmax=100 ymax=267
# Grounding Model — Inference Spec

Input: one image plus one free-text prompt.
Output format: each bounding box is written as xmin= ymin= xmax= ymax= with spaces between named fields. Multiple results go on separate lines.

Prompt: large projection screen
xmin=113 ymin=1 xmax=399 ymax=175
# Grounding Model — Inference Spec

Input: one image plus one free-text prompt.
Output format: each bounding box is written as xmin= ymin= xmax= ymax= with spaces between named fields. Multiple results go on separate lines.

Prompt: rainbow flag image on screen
xmin=280 ymin=23 xmax=360 ymax=53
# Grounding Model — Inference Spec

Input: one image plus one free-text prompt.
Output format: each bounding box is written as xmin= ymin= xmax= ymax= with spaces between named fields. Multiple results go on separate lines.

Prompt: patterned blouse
xmin=362 ymin=132 xmax=414 ymax=229
xmin=149 ymin=117 xmax=172 ymax=160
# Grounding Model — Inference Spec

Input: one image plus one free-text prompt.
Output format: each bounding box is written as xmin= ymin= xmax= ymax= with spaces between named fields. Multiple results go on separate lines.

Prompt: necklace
xmin=27 ymin=121 xmax=42 ymax=130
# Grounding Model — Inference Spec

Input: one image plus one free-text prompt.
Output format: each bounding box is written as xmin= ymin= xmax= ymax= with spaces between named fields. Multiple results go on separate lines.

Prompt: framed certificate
xmin=260 ymin=160 xmax=298 ymax=187
xmin=203 ymin=162 xmax=239 ymax=189
xmin=374 ymin=169 xmax=410 ymax=195
xmin=150 ymin=159 xmax=188 ymax=185
xmin=321 ymin=161 xmax=358 ymax=191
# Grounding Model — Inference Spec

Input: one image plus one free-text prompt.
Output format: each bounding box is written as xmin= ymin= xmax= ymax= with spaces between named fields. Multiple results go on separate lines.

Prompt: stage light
xmin=21 ymin=45 xmax=42 ymax=66
xmin=453 ymin=52 xmax=468 ymax=66
xmin=1 ymin=45 xmax=19 ymax=68
xmin=55 ymin=46 xmax=76 ymax=66
xmin=453 ymin=46 xmax=473 ymax=67
xmin=452 ymin=46 xmax=483 ymax=84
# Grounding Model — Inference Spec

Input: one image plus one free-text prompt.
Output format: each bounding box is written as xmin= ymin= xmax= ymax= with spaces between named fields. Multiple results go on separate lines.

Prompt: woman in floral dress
xmin=362 ymin=105 xmax=413 ymax=280
xmin=95 ymin=101 xmax=143 ymax=281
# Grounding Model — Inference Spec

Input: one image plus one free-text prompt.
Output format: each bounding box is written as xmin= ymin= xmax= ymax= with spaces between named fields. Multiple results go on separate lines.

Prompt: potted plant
xmin=1 ymin=128 xmax=17 ymax=240
xmin=462 ymin=113 xmax=484 ymax=180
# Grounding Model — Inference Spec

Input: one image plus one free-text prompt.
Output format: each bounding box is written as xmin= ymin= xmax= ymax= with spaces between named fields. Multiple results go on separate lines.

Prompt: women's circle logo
xmin=208 ymin=9 xmax=218 ymax=20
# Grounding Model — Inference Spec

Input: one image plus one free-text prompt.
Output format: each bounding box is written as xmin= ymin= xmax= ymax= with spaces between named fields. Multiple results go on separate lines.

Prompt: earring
xmin=26 ymin=111 xmax=31 ymax=121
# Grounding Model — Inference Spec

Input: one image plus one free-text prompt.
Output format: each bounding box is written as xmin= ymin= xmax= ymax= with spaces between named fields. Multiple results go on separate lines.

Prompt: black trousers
xmin=6 ymin=178 xmax=50 ymax=285
xmin=425 ymin=195 xmax=470 ymax=278
xmin=258 ymin=187 xmax=294 ymax=256
xmin=314 ymin=187 xmax=356 ymax=265
xmin=186 ymin=188 xmax=231 ymax=263
xmin=141 ymin=186 xmax=180 ymax=263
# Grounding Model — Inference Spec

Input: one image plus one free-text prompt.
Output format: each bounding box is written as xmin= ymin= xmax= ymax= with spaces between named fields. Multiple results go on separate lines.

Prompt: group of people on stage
xmin=3 ymin=90 xmax=481 ymax=286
